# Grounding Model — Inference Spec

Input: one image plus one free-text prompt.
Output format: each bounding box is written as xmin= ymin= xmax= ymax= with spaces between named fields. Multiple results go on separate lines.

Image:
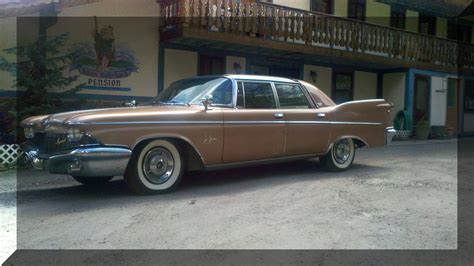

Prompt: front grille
xmin=45 ymin=133 xmax=76 ymax=153
xmin=31 ymin=132 xmax=46 ymax=151
xmin=31 ymin=132 xmax=98 ymax=154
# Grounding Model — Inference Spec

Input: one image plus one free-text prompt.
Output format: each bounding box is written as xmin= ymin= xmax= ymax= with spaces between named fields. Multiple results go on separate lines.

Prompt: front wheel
xmin=320 ymin=138 xmax=355 ymax=172
xmin=124 ymin=139 xmax=184 ymax=195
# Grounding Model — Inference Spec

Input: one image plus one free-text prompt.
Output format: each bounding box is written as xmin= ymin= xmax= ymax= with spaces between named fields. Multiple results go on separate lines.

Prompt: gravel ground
xmin=9 ymin=141 xmax=457 ymax=250
xmin=0 ymin=170 xmax=16 ymax=263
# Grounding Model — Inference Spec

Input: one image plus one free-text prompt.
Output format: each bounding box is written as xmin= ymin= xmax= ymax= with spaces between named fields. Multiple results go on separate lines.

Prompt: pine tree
xmin=0 ymin=33 xmax=83 ymax=120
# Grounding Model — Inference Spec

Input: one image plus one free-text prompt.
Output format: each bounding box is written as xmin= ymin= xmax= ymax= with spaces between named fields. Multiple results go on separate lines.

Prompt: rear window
xmin=299 ymin=80 xmax=335 ymax=107
xmin=275 ymin=83 xmax=311 ymax=109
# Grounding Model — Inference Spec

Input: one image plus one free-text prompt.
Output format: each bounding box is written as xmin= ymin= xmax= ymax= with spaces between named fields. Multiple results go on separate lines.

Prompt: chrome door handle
xmin=316 ymin=113 xmax=326 ymax=119
xmin=274 ymin=113 xmax=284 ymax=119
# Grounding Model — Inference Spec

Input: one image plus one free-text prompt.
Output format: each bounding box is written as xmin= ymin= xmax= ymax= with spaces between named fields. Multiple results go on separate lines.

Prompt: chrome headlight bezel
xmin=67 ymin=128 xmax=85 ymax=142
xmin=24 ymin=127 xmax=35 ymax=139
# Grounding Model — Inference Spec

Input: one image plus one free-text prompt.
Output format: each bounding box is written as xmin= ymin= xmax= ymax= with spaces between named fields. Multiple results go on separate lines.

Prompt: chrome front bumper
xmin=385 ymin=127 xmax=397 ymax=145
xmin=21 ymin=142 xmax=132 ymax=177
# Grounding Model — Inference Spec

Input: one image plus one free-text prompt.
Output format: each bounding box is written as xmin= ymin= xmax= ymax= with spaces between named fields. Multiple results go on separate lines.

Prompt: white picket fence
xmin=0 ymin=144 xmax=23 ymax=168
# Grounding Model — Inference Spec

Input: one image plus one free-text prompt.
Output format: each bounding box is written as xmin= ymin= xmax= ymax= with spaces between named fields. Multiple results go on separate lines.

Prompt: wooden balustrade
xmin=159 ymin=0 xmax=473 ymax=71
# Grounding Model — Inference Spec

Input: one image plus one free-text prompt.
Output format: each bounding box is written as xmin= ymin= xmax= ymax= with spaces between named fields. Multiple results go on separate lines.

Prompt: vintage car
xmin=21 ymin=75 xmax=396 ymax=194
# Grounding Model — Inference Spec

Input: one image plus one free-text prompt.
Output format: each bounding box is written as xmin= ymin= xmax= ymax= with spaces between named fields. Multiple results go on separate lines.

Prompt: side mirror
xmin=124 ymin=100 xmax=136 ymax=107
xmin=201 ymin=95 xmax=214 ymax=111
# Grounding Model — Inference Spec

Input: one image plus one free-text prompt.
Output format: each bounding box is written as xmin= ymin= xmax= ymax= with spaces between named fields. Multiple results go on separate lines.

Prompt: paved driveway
xmin=12 ymin=141 xmax=457 ymax=250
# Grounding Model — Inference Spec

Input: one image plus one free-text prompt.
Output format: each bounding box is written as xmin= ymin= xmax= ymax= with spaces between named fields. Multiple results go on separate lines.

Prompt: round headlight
xmin=24 ymin=127 xmax=35 ymax=139
xmin=67 ymin=128 xmax=84 ymax=142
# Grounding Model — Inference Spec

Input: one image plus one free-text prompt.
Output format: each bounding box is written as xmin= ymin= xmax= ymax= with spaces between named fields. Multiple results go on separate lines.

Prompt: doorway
xmin=199 ymin=55 xmax=224 ymax=76
xmin=463 ymin=79 xmax=474 ymax=133
xmin=269 ymin=67 xmax=300 ymax=79
xmin=446 ymin=78 xmax=460 ymax=134
xmin=413 ymin=75 xmax=430 ymax=124
xmin=248 ymin=64 xmax=300 ymax=79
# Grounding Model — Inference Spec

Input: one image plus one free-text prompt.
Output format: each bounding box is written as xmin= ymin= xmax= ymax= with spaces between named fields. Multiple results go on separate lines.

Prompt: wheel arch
xmin=326 ymin=135 xmax=369 ymax=154
xmin=131 ymin=135 xmax=205 ymax=171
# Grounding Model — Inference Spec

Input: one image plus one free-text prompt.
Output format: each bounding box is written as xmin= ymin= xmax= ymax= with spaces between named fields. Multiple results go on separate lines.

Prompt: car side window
xmin=275 ymin=83 xmax=311 ymax=109
xmin=242 ymin=82 xmax=276 ymax=109
xmin=210 ymin=79 xmax=233 ymax=105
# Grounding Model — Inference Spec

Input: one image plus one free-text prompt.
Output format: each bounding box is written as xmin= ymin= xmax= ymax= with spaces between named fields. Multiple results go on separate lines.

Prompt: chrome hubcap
xmin=142 ymin=147 xmax=174 ymax=184
xmin=333 ymin=139 xmax=351 ymax=164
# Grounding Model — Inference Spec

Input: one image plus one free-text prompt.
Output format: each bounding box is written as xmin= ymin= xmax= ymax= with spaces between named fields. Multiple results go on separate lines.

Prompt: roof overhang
xmin=376 ymin=0 xmax=471 ymax=18
xmin=162 ymin=27 xmax=467 ymax=75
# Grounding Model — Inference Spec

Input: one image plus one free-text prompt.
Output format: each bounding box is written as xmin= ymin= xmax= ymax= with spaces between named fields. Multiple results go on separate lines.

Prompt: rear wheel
xmin=72 ymin=176 xmax=113 ymax=186
xmin=124 ymin=139 xmax=184 ymax=195
xmin=320 ymin=138 xmax=355 ymax=172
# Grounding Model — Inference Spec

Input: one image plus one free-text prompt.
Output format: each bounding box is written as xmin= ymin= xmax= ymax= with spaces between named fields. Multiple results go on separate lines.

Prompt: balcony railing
xmin=159 ymin=0 xmax=474 ymax=71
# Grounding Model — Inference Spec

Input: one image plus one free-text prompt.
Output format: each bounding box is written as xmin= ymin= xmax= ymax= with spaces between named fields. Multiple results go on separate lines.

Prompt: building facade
xmin=0 ymin=0 xmax=473 ymax=135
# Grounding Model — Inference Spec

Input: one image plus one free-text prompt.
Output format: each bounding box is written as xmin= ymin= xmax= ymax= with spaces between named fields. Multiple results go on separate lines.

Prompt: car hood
xmin=21 ymin=105 xmax=208 ymax=129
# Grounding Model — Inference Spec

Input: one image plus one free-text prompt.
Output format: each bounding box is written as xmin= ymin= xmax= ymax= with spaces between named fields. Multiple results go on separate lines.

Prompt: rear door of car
xmin=222 ymin=80 xmax=286 ymax=163
xmin=274 ymin=82 xmax=330 ymax=156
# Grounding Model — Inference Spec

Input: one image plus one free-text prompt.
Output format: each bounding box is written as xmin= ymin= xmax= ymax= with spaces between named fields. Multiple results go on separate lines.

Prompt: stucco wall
xmin=436 ymin=17 xmax=448 ymax=39
xmin=430 ymin=76 xmax=447 ymax=126
xmin=406 ymin=10 xmax=419 ymax=33
xmin=303 ymin=65 xmax=332 ymax=98
xmin=47 ymin=17 xmax=160 ymax=97
xmin=272 ymin=0 xmax=309 ymax=11
xmin=1 ymin=0 xmax=162 ymax=97
xmin=366 ymin=0 xmax=390 ymax=27
xmin=225 ymin=56 xmax=246 ymax=74
xmin=383 ymin=72 xmax=406 ymax=120
xmin=0 ymin=17 xmax=18 ymax=92
xmin=354 ymin=71 xmax=377 ymax=100
xmin=164 ymin=49 xmax=198 ymax=89
xmin=56 ymin=0 xmax=162 ymax=96
xmin=58 ymin=0 xmax=161 ymax=16
xmin=334 ymin=0 xmax=348 ymax=17
xmin=55 ymin=0 xmax=162 ymax=100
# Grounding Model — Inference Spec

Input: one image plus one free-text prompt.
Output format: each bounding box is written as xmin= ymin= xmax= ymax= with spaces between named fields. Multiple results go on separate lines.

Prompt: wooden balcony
xmin=158 ymin=0 xmax=474 ymax=74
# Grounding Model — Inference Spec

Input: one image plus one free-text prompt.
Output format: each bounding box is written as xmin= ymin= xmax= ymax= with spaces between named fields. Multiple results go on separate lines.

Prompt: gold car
xmin=21 ymin=75 xmax=396 ymax=194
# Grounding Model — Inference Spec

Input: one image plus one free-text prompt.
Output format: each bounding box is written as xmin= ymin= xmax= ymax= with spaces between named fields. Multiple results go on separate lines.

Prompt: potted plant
xmin=447 ymin=126 xmax=455 ymax=138
xmin=414 ymin=119 xmax=431 ymax=140
xmin=431 ymin=126 xmax=450 ymax=140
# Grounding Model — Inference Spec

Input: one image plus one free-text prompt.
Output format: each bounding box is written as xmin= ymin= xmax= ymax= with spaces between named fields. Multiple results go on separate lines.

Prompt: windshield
xmin=154 ymin=77 xmax=233 ymax=106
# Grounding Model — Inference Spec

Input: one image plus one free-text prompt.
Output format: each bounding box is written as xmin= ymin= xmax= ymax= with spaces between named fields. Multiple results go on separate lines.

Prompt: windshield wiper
xmin=157 ymin=100 xmax=190 ymax=107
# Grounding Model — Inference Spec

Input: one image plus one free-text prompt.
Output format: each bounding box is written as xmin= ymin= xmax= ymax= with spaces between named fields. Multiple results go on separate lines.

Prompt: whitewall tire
xmin=125 ymin=139 xmax=184 ymax=194
xmin=320 ymin=138 xmax=355 ymax=172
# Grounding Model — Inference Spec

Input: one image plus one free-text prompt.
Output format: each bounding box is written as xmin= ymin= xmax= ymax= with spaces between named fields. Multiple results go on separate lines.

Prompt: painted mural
xmin=69 ymin=17 xmax=139 ymax=91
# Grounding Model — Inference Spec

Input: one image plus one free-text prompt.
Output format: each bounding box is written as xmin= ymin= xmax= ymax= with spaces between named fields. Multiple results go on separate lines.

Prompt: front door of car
xmin=273 ymin=82 xmax=330 ymax=156
xmin=222 ymin=81 xmax=286 ymax=163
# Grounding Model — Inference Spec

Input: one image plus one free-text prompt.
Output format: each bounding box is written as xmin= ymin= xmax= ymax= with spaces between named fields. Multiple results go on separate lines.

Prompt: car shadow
xmin=13 ymin=159 xmax=388 ymax=212
xmin=180 ymin=159 xmax=370 ymax=190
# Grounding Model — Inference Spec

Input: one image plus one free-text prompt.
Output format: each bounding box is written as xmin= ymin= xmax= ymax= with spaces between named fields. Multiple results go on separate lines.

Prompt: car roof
xmin=178 ymin=75 xmax=299 ymax=83
xmin=223 ymin=74 xmax=299 ymax=83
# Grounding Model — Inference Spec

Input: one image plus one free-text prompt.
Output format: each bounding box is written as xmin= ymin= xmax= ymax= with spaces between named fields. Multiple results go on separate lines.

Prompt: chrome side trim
xmin=326 ymin=121 xmax=382 ymax=125
xmin=68 ymin=121 xmax=223 ymax=125
xmin=205 ymin=153 xmax=324 ymax=171
xmin=68 ymin=120 xmax=382 ymax=126
xmin=225 ymin=120 xmax=286 ymax=124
